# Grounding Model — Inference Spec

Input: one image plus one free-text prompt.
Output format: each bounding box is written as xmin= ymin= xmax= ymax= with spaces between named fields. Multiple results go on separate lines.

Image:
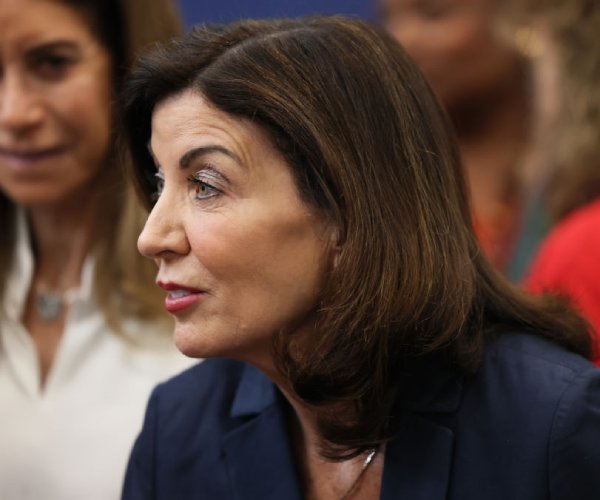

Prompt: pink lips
xmin=0 ymin=146 xmax=66 ymax=171
xmin=157 ymin=281 xmax=204 ymax=314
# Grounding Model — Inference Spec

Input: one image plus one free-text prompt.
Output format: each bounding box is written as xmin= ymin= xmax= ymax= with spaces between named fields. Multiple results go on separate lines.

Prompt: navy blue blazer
xmin=122 ymin=333 xmax=600 ymax=499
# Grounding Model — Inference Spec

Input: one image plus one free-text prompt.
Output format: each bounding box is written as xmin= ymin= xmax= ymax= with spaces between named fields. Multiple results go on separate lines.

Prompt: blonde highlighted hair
xmin=503 ymin=0 xmax=600 ymax=219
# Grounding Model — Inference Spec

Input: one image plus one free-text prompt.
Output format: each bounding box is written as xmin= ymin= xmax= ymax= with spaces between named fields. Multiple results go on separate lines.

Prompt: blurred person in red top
xmin=379 ymin=0 xmax=532 ymax=275
xmin=507 ymin=0 xmax=600 ymax=364
xmin=526 ymin=199 xmax=600 ymax=365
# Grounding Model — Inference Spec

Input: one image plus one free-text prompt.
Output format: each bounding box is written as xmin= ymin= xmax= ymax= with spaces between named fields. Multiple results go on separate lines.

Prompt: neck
xmin=451 ymin=79 xmax=530 ymax=219
xmin=278 ymin=384 xmax=322 ymax=451
xmin=243 ymin=356 xmax=382 ymax=499
xmin=26 ymin=194 xmax=98 ymax=290
xmin=449 ymin=70 xmax=530 ymax=142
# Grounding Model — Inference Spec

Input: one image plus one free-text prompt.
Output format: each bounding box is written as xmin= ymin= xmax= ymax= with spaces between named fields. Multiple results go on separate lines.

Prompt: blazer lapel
xmin=222 ymin=364 xmax=302 ymax=500
xmin=381 ymin=412 xmax=454 ymax=500
xmin=381 ymin=362 xmax=463 ymax=500
xmin=222 ymin=361 xmax=461 ymax=500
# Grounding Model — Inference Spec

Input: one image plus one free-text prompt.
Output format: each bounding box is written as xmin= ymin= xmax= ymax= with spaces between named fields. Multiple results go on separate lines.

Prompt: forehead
xmin=0 ymin=0 xmax=96 ymax=50
xmin=150 ymin=89 xmax=279 ymax=168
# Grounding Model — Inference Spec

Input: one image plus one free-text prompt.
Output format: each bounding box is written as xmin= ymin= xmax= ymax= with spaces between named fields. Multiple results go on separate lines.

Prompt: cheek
xmin=61 ymin=86 xmax=112 ymax=177
xmin=52 ymin=63 xmax=113 ymax=152
xmin=188 ymin=212 xmax=329 ymax=317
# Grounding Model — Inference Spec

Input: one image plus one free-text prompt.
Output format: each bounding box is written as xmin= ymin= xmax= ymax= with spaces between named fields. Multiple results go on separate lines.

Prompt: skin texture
xmin=0 ymin=0 xmax=112 ymax=207
xmin=139 ymin=89 xmax=335 ymax=377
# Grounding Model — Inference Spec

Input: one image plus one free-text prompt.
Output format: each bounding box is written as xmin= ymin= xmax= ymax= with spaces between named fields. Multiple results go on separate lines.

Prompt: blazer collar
xmin=383 ymin=358 xmax=461 ymax=499
xmin=229 ymin=363 xmax=278 ymax=418
xmin=397 ymin=357 xmax=464 ymax=413
xmin=381 ymin=410 xmax=455 ymax=500
xmin=223 ymin=364 xmax=302 ymax=500
xmin=224 ymin=362 xmax=462 ymax=500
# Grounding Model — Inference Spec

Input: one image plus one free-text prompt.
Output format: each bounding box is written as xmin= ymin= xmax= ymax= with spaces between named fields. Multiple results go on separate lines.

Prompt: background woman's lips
xmin=0 ymin=147 xmax=66 ymax=171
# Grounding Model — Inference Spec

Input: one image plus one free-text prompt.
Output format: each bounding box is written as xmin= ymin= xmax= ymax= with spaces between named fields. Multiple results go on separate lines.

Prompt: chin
xmin=173 ymin=328 xmax=217 ymax=359
xmin=174 ymin=338 xmax=206 ymax=359
xmin=4 ymin=184 xmax=80 ymax=208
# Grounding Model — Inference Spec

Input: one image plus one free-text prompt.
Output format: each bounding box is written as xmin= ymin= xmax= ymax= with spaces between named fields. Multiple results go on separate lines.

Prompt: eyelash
xmin=33 ymin=54 xmax=75 ymax=79
xmin=151 ymin=169 xmax=222 ymax=202
xmin=187 ymin=173 xmax=220 ymax=200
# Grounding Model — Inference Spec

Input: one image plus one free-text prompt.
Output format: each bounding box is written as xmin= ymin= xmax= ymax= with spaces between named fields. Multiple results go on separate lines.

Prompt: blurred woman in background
xmin=379 ymin=0 xmax=532 ymax=277
xmin=0 ymin=1 xmax=193 ymax=499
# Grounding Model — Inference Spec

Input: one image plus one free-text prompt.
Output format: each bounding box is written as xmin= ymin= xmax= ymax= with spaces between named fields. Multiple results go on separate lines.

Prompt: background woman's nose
xmin=0 ymin=73 xmax=45 ymax=133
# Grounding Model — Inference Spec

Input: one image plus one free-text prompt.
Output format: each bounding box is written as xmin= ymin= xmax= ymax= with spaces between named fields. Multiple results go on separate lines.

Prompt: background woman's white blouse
xmin=0 ymin=212 xmax=197 ymax=500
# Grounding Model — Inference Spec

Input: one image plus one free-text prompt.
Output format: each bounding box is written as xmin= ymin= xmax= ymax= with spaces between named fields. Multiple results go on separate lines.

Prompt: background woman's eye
xmin=33 ymin=54 xmax=75 ymax=79
xmin=417 ymin=0 xmax=453 ymax=19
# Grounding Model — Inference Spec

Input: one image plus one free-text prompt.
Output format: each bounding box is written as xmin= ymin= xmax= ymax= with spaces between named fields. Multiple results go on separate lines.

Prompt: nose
xmin=0 ymin=72 xmax=45 ymax=133
xmin=137 ymin=193 xmax=190 ymax=261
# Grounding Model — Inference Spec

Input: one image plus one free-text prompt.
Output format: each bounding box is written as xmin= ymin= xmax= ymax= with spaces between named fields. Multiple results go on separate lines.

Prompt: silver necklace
xmin=35 ymin=285 xmax=77 ymax=321
xmin=339 ymin=448 xmax=378 ymax=500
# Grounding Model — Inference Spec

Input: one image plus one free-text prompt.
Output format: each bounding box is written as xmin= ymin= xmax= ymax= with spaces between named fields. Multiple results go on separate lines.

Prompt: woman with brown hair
xmin=121 ymin=17 xmax=600 ymax=499
xmin=0 ymin=1 xmax=193 ymax=499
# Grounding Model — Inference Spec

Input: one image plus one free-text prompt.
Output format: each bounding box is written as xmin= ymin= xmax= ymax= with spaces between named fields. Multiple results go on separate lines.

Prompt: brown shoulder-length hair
xmin=122 ymin=17 xmax=591 ymax=457
xmin=0 ymin=0 xmax=182 ymax=329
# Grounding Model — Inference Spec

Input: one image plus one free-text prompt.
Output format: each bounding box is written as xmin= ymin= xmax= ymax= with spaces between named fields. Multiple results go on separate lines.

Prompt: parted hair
xmin=122 ymin=17 xmax=591 ymax=457
xmin=0 ymin=0 xmax=182 ymax=329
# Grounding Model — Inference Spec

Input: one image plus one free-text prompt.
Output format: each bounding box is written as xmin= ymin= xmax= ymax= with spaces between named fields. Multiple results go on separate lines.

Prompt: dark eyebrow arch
xmin=179 ymin=145 xmax=242 ymax=169
xmin=27 ymin=40 xmax=80 ymax=55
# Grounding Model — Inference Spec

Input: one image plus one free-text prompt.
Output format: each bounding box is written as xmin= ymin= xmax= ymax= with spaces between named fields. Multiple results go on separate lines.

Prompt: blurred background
xmin=177 ymin=0 xmax=373 ymax=26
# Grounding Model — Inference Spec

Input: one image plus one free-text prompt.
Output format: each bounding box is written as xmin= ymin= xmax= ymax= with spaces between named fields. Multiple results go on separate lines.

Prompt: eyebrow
xmin=27 ymin=40 xmax=81 ymax=55
xmin=179 ymin=145 xmax=242 ymax=169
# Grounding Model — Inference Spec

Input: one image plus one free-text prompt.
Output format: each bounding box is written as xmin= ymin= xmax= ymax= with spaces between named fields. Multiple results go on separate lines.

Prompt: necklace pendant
xmin=36 ymin=291 xmax=63 ymax=321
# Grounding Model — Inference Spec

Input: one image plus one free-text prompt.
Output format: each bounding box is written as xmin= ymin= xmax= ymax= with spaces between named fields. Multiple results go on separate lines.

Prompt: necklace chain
xmin=34 ymin=284 xmax=78 ymax=321
xmin=338 ymin=448 xmax=378 ymax=500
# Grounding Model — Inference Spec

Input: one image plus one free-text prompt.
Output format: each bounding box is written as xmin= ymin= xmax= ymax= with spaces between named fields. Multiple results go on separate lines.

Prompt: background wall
xmin=177 ymin=0 xmax=373 ymax=27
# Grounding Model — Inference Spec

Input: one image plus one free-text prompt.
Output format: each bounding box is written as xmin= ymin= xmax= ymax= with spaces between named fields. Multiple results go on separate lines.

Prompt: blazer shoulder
xmin=486 ymin=331 xmax=596 ymax=378
xmin=451 ymin=332 xmax=600 ymax=498
xmin=460 ymin=331 xmax=600 ymax=428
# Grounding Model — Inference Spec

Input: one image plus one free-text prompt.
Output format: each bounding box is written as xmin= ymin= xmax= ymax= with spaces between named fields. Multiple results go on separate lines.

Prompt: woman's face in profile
xmin=139 ymin=89 xmax=335 ymax=371
xmin=0 ymin=0 xmax=112 ymax=206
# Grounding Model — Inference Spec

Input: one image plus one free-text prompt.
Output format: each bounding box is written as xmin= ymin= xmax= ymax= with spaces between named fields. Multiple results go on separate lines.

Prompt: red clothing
xmin=472 ymin=202 xmax=520 ymax=273
xmin=526 ymin=198 xmax=600 ymax=365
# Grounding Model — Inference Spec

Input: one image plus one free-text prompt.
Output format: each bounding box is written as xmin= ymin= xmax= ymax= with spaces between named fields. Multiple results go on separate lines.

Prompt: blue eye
xmin=188 ymin=175 xmax=219 ymax=200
